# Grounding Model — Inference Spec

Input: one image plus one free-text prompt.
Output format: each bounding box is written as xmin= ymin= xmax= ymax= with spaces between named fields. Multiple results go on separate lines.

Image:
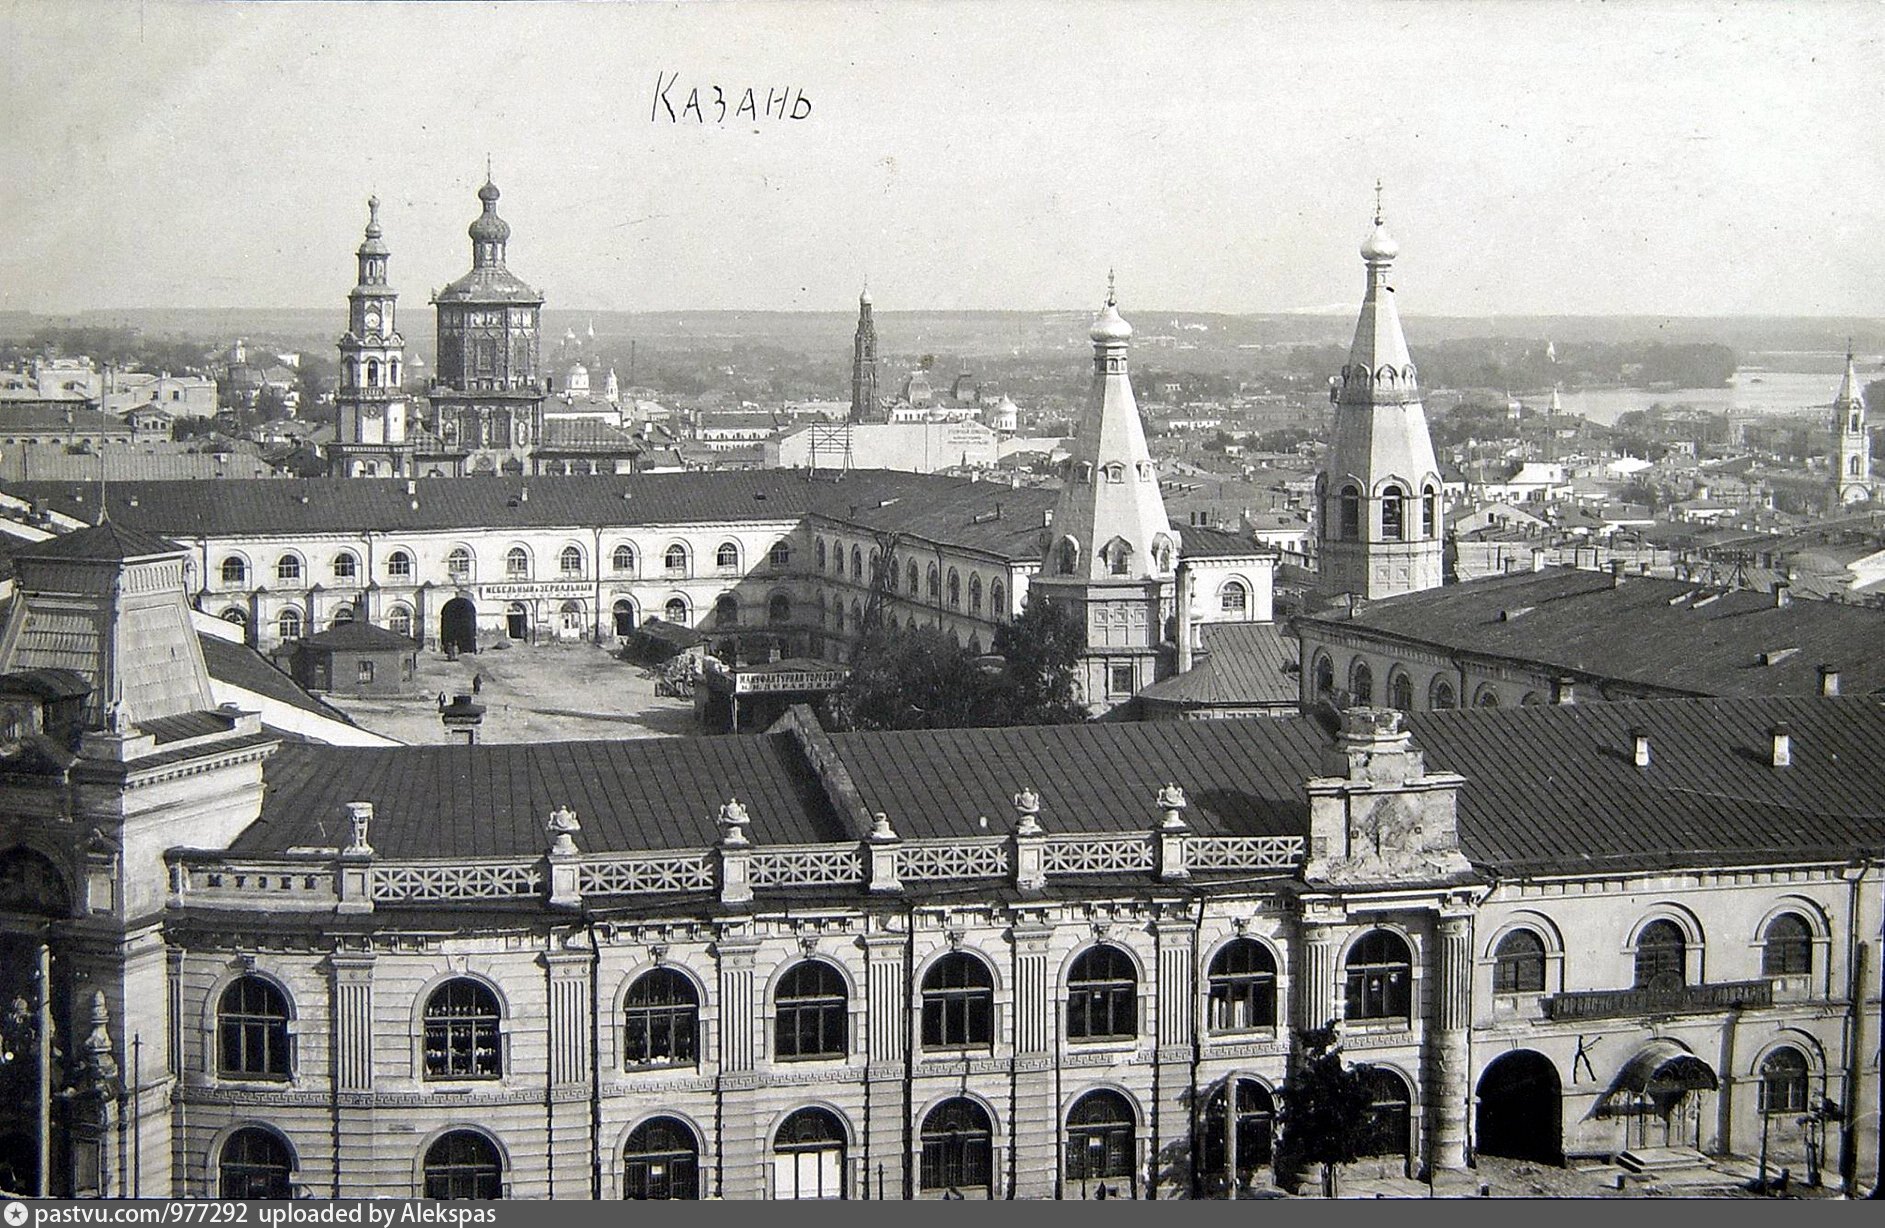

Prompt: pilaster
xmin=1425 ymin=912 xmax=1473 ymax=1171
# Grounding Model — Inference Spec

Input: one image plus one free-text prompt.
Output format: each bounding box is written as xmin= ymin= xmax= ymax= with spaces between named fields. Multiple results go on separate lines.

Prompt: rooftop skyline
xmin=4 ymin=0 xmax=1882 ymax=319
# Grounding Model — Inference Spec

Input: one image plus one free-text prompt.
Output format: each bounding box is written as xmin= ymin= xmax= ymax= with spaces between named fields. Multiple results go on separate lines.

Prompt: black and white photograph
xmin=0 ymin=0 xmax=1880 ymax=1203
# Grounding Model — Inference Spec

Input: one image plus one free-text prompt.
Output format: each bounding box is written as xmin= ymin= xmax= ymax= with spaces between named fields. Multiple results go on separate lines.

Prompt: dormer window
xmin=1103 ymin=463 xmax=1125 ymax=483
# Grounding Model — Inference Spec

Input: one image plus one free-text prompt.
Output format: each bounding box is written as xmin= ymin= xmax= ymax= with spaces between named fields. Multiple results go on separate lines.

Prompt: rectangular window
xmin=356 ymin=660 xmax=374 ymax=684
xmin=1108 ymin=663 xmax=1135 ymax=696
xmin=624 ymin=1006 xmax=698 ymax=1066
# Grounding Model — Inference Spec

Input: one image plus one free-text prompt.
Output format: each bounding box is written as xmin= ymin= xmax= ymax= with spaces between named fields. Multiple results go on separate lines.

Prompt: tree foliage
xmin=821 ymin=597 xmax=1087 ymax=732
xmin=1275 ymin=1023 xmax=1373 ymax=1195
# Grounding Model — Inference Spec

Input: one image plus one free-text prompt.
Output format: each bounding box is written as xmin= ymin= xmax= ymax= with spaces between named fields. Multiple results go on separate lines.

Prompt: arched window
xmin=1220 ymin=580 xmax=1248 ymax=615
xmin=1057 ymin=538 xmax=1078 ymax=575
xmin=1344 ymin=930 xmax=1412 ymax=1022
xmin=907 ymin=560 xmax=920 ymax=595
xmin=276 ymin=609 xmax=303 ymax=642
xmin=422 ymin=979 xmax=501 ymax=1079
xmin=772 ymin=1108 xmax=847 ymax=1200
xmin=611 ymin=545 xmax=636 ymax=574
xmin=218 ymin=976 xmax=290 ymax=1078
xmin=832 ymin=603 xmax=845 ymax=633
xmin=848 ymin=599 xmax=862 ymax=631
xmin=221 ymin=607 xmax=247 ymax=627
xmin=219 ymin=1128 xmax=293 ymax=1200
xmin=332 ymin=551 xmax=358 ymax=581
xmin=448 ymin=547 xmax=474 ymax=580
xmin=713 ymin=595 xmax=738 ymax=628
xmin=1423 ymin=487 xmax=1438 ymax=538
xmin=1066 ymin=946 xmax=1137 ymax=1041
xmin=560 ymin=546 xmax=583 ymax=577
xmin=1207 ymin=939 xmax=1277 ymax=1033
xmin=768 ymin=593 xmax=792 ymax=625
xmin=990 ymin=580 xmax=1006 ymax=618
xmin=718 ymin=541 xmax=741 ymax=571
xmin=1388 ymin=671 xmax=1414 ymax=712
xmin=275 ymin=554 xmax=302 ymax=584
xmin=422 ymin=1131 xmax=503 ymax=1200
xmin=850 ymin=545 xmax=863 ymax=578
xmin=1357 ymin=1068 xmax=1412 ymax=1158
xmin=1762 ymin=913 xmax=1812 ymax=977
xmin=387 ymin=605 xmax=414 ymax=639
xmin=1350 ymin=660 xmax=1374 ymax=706
xmin=221 ymin=556 xmax=247 ymax=585
xmin=815 ymin=538 xmax=828 ymax=571
xmin=1474 ymin=687 xmax=1501 ymax=708
xmin=1430 ymin=678 xmax=1457 ymax=710
xmin=1634 ymin=920 xmax=1687 ymax=989
xmin=1313 ymin=653 xmax=1335 ymax=700
xmin=770 ymin=540 xmax=791 ymax=570
xmin=1759 ymin=1047 xmax=1810 ymax=1116
xmin=387 ymin=550 xmax=413 ymax=580
xmin=921 ymin=953 xmax=994 ymax=1049
xmin=623 ymin=1117 xmax=699 ymax=1200
xmin=505 ymin=547 xmax=529 ymax=579
xmin=1381 ymin=485 xmax=1405 ymax=540
xmin=1065 ymin=1090 xmax=1135 ymax=1187
xmin=1338 ymin=485 xmax=1361 ymax=541
xmin=1493 ymin=930 xmax=1547 ymax=994
xmin=664 ymin=545 xmax=688 ymax=575
xmin=920 ymin=1098 xmax=994 ymax=1196
xmin=664 ymin=597 xmax=688 ymax=625
xmin=867 ymin=549 xmax=880 ymax=580
xmin=775 ymin=961 xmax=847 ymax=1060
xmin=1107 ymin=539 xmax=1132 ymax=577
xmin=947 ymin=568 xmax=961 ymax=608
xmin=331 ymin=605 xmax=354 ymax=626
xmin=968 ymin=574 xmax=983 ymax=615
xmin=1201 ymin=1079 xmax=1274 ymax=1189
xmin=623 ymin=968 xmax=697 ymax=1067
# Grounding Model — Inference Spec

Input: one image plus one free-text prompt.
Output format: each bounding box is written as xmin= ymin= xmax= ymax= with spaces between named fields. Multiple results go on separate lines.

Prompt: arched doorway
xmin=771 ymin=1107 xmax=847 ymax=1200
xmin=1477 ymin=1050 xmax=1563 ymax=1165
xmin=440 ymin=598 xmax=478 ymax=656
xmin=612 ymin=599 xmax=636 ymax=638
xmin=1201 ymin=1078 xmax=1273 ymax=1196
xmin=505 ymin=602 xmax=530 ymax=642
xmin=558 ymin=600 xmax=584 ymax=639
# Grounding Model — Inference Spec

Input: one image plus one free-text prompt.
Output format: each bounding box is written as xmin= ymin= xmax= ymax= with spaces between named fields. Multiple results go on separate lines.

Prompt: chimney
xmin=519 ymin=485 xmax=529 ymax=503
xmin=1769 ymin=723 xmax=1791 ymax=768
xmin=405 ymin=478 xmax=417 ymax=496
xmin=1609 ymin=559 xmax=1626 ymax=587
xmin=1175 ymin=562 xmax=1195 ymax=673
xmin=1630 ymin=726 xmax=1651 ymax=768
xmin=1773 ymin=582 xmax=1791 ymax=608
xmin=1551 ymin=676 xmax=1577 ymax=705
xmin=1531 ymin=548 xmax=1547 ymax=573
xmin=1817 ymin=664 xmax=1840 ymax=697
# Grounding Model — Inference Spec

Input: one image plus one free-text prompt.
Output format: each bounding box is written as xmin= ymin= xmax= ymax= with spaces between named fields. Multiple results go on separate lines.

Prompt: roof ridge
xmin=769 ymin=704 xmax=878 ymax=839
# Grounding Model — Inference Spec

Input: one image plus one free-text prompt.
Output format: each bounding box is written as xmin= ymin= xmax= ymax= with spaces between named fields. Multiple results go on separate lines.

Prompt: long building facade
xmin=0 ymin=523 xmax=1877 ymax=1200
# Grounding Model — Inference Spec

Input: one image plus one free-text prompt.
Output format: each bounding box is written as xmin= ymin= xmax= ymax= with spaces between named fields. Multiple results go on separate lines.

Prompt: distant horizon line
xmin=8 ymin=305 xmax=1885 ymax=325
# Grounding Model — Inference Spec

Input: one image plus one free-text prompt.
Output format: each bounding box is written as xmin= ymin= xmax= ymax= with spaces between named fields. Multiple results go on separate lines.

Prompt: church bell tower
xmin=332 ymin=197 xmax=413 ymax=477
xmin=1830 ymin=347 xmax=1875 ymax=508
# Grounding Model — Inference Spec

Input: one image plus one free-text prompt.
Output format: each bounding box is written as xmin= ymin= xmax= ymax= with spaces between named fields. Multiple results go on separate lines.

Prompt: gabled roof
xmin=1297 ymin=566 xmax=1885 ymax=699
xmin=298 ymin=620 xmax=419 ymax=652
xmin=1135 ymin=622 xmax=1297 ymax=710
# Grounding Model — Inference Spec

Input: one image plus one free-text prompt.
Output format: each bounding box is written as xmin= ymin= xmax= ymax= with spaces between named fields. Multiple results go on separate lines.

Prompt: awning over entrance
xmin=1596 ymin=1040 xmax=1719 ymax=1117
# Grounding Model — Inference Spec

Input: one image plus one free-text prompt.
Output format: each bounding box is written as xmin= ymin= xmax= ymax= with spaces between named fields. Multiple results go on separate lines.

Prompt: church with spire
xmin=1314 ymin=191 xmax=1445 ymax=603
xmin=329 ymin=198 xmax=414 ymax=478
xmin=427 ymin=175 xmax=546 ymax=476
xmin=1829 ymin=347 xmax=1875 ymax=508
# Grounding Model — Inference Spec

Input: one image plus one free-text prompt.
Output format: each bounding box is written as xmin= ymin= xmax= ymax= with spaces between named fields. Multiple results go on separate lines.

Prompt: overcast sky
xmin=3 ymin=0 xmax=1881 ymax=317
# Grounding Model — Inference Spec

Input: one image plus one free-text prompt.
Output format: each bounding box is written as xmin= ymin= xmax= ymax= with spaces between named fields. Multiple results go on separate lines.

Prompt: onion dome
xmin=468 ymin=178 xmax=511 ymax=245
xmin=356 ymin=196 xmax=389 ymax=257
xmin=1360 ymin=180 xmax=1399 ymax=264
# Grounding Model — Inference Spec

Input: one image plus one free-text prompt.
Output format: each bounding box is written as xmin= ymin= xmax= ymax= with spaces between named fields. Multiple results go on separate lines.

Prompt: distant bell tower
xmin=430 ymin=174 xmax=545 ymax=476
xmin=1830 ymin=346 xmax=1875 ymax=507
xmin=1315 ymin=188 xmax=1445 ymax=602
xmin=850 ymin=283 xmax=879 ymax=424
xmin=1032 ymin=277 xmax=1180 ymax=714
xmin=332 ymin=197 xmax=413 ymax=478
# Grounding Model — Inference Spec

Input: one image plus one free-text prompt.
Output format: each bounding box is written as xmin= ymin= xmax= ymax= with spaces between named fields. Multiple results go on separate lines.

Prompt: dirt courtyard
xmin=323 ymin=641 xmax=699 ymax=744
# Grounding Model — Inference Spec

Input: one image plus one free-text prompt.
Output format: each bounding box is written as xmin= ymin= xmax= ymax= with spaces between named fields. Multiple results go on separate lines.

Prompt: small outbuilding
xmin=290 ymin=621 xmax=418 ymax=696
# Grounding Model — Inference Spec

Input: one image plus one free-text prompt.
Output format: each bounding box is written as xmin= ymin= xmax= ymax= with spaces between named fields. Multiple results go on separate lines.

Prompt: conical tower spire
xmin=1045 ymin=278 xmax=1176 ymax=583
xmin=1317 ymin=189 xmax=1444 ymax=601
